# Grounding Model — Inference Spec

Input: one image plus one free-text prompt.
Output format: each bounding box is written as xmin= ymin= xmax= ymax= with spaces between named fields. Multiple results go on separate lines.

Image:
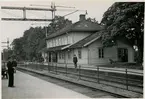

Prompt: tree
xmin=12 ymin=37 xmax=26 ymax=60
xmin=48 ymin=16 xmax=72 ymax=33
xmin=12 ymin=16 xmax=72 ymax=61
xmin=101 ymin=2 xmax=144 ymax=63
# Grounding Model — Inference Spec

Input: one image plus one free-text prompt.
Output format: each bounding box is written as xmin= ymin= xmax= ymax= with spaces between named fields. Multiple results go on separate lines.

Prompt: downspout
xmin=64 ymin=51 xmax=66 ymax=67
xmin=72 ymin=33 xmax=75 ymax=56
xmin=87 ymin=46 xmax=89 ymax=65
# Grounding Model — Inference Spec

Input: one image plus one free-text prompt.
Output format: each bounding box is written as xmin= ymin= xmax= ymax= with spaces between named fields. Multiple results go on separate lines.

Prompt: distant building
xmin=41 ymin=14 xmax=135 ymax=66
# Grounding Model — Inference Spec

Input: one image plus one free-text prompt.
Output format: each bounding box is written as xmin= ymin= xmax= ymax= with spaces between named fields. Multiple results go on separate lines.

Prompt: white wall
xmin=70 ymin=32 xmax=91 ymax=44
xmin=46 ymin=32 xmax=92 ymax=48
xmin=44 ymin=37 xmax=135 ymax=66
xmin=56 ymin=48 xmax=88 ymax=67
xmin=72 ymin=48 xmax=88 ymax=65
xmin=46 ymin=34 xmax=69 ymax=48
xmin=87 ymin=39 xmax=135 ymax=65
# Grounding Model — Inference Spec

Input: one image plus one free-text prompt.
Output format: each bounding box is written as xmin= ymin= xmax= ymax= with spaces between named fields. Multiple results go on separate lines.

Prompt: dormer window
xmin=77 ymin=25 xmax=81 ymax=27
xmin=84 ymin=24 xmax=88 ymax=27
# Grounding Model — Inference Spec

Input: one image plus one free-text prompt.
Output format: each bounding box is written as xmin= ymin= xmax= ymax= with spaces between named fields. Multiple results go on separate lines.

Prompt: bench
xmin=109 ymin=59 xmax=116 ymax=64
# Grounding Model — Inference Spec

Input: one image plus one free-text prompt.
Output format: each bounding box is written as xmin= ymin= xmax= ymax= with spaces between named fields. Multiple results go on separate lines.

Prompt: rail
xmin=4 ymin=62 xmax=143 ymax=93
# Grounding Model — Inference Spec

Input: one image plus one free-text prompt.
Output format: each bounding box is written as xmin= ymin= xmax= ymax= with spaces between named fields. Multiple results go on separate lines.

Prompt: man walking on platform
xmin=7 ymin=57 xmax=15 ymax=87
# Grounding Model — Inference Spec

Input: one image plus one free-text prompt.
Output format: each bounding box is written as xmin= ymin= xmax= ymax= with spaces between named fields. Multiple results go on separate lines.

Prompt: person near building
xmin=73 ymin=54 xmax=78 ymax=69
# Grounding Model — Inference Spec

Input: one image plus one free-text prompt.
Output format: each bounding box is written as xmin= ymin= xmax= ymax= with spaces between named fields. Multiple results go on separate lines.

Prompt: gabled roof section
xmin=39 ymin=44 xmax=69 ymax=53
xmin=46 ymin=20 xmax=103 ymax=40
xmin=68 ymin=31 xmax=102 ymax=49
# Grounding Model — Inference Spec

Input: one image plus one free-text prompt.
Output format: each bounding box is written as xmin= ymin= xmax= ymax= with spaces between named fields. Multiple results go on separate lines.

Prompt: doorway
xmin=118 ymin=48 xmax=128 ymax=62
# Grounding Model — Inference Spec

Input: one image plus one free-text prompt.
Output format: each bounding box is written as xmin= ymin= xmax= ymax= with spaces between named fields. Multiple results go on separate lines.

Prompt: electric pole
xmin=1 ymin=38 xmax=10 ymax=61
xmin=1 ymin=38 xmax=9 ymax=49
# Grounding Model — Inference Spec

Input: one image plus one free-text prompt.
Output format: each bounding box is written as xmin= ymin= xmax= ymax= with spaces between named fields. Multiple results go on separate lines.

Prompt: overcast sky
xmin=0 ymin=0 xmax=116 ymax=47
xmin=2 ymin=0 xmax=143 ymax=52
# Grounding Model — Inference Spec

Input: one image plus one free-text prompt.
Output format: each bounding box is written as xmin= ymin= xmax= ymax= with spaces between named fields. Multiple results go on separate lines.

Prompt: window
xmin=98 ymin=48 xmax=104 ymax=58
xmin=64 ymin=36 xmax=68 ymax=45
xmin=50 ymin=41 xmax=52 ymax=47
xmin=68 ymin=51 xmax=71 ymax=59
xmin=61 ymin=38 xmax=63 ymax=45
xmin=78 ymin=49 xmax=82 ymax=59
xmin=48 ymin=42 xmax=50 ymax=48
xmin=47 ymin=41 xmax=49 ymax=48
xmin=62 ymin=52 xmax=65 ymax=59
xmin=58 ymin=38 xmax=60 ymax=45
xmin=53 ymin=39 xmax=56 ymax=46
xmin=62 ymin=37 xmax=65 ymax=45
xmin=59 ymin=53 xmax=61 ymax=59
xmin=52 ymin=39 xmax=54 ymax=47
xmin=68 ymin=35 xmax=73 ymax=44
xmin=56 ymin=39 xmax=58 ymax=46
xmin=117 ymin=48 xmax=128 ymax=62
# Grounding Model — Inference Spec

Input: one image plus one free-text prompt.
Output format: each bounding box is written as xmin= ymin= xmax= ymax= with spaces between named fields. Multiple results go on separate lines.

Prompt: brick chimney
xmin=79 ymin=14 xmax=86 ymax=21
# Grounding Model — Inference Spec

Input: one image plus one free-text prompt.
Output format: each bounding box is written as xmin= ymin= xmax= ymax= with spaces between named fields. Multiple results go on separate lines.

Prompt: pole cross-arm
xmin=1 ymin=18 xmax=52 ymax=21
xmin=1 ymin=6 xmax=54 ymax=11
xmin=1 ymin=6 xmax=54 ymax=21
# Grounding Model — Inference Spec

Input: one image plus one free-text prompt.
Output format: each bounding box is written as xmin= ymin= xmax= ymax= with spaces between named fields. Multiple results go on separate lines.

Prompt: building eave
xmin=83 ymin=36 xmax=101 ymax=47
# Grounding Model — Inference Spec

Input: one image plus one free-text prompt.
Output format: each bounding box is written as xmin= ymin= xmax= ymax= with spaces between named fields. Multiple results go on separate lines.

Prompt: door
xmin=118 ymin=48 xmax=128 ymax=62
xmin=49 ymin=53 xmax=51 ymax=62
xmin=52 ymin=52 xmax=58 ymax=63
xmin=55 ymin=53 xmax=58 ymax=63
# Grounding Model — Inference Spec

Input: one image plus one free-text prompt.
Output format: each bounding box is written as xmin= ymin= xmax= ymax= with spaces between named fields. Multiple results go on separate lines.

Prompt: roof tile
xmin=46 ymin=20 xmax=103 ymax=40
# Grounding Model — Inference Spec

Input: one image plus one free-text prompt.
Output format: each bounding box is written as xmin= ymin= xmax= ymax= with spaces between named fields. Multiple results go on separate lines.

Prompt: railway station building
xmin=41 ymin=14 xmax=135 ymax=67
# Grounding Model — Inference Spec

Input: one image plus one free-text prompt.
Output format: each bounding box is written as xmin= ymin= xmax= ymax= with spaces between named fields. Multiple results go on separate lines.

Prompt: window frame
xmin=78 ymin=49 xmax=82 ymax=59
xmin=62 ymin=52 xmax=64 ymax=59
xmin=98 ymin=48 xmax=104 ymax=58
xmin=59 ymin=52 xmax=61 ymax=59
xmin=68 ymin=51 xmax=71 ymax=59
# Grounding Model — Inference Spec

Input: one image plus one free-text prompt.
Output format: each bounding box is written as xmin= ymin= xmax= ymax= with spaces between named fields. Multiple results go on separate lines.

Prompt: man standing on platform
xmin=7 ymin=57 xmax=15 ymax=87
xmin=73 ymin=54 xmax=78 ymax=69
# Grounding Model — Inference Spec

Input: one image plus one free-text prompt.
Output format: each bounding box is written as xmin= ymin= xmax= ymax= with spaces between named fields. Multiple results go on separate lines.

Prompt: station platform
xmin=2 ymin=71 xmax=89 ymax=99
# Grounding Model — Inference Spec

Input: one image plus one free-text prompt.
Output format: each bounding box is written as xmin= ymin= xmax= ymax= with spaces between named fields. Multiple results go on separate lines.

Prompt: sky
xmin=0 ymin=0 xmax=144 ymax=50
xmin=0 ymin=0 xmax=116 ymax=49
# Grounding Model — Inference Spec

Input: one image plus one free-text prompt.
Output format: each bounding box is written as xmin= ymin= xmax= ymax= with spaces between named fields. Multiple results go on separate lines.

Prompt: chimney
xmin=79 ymin=14 xmax=86 ymax=21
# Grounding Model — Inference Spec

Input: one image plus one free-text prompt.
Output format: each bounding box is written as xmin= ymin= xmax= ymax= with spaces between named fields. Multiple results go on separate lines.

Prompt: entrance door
xmin=52 ymin=52 xmax=58 ymax=63
xmin=118 ymin=48 xmax=128 ymax=62
xmin=55 ymin=53 xmax=58 ymax=63
xmin=49 ymin=53 xmax=51 ymax=62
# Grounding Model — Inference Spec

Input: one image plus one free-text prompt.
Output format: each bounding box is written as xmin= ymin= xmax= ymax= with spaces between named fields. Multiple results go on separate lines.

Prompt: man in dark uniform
xmin=12 ymin=59 xmax=17 ymax=73
xmin=73 ymin=54 xmax=78 ymax=69
xmin=7 ymin=58 xmax=15 ymax=87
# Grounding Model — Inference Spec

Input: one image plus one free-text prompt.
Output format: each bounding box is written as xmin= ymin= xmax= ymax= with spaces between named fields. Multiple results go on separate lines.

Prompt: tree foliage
xmin=48 ymin=16 xmax=72 ymax=33
xmin=101 ymin=2 xmax=144 ymax=63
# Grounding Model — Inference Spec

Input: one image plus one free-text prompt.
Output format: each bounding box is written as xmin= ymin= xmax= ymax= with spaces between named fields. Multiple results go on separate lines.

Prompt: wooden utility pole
xmin=1 ymin=38 xmax=10 ymax=61
xmin=1 ymin=38 xmax=9 ymax=49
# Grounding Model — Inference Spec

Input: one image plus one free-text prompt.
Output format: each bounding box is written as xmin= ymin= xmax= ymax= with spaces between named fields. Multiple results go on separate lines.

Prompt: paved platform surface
xmin=17 ymin=67 xmax=143 ymax=98
xmin=2 ymin=71 xmax=89 ymax=99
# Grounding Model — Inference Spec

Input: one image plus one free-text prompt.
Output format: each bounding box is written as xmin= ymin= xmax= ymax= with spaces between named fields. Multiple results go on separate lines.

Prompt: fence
xmin=5 ymin=61 xmax=143 ymax=93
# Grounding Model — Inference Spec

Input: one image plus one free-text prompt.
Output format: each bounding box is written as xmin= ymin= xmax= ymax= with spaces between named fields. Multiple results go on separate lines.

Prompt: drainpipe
xmin=73 ymin=33 xmax=74 ymax=44
xmin=64 ymin=51 xmax=66 ymax=65
xmin=87 ymin=47 xmax=89 ymax=64
xmin=51 ymin=52 xmax=53 ymax=67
